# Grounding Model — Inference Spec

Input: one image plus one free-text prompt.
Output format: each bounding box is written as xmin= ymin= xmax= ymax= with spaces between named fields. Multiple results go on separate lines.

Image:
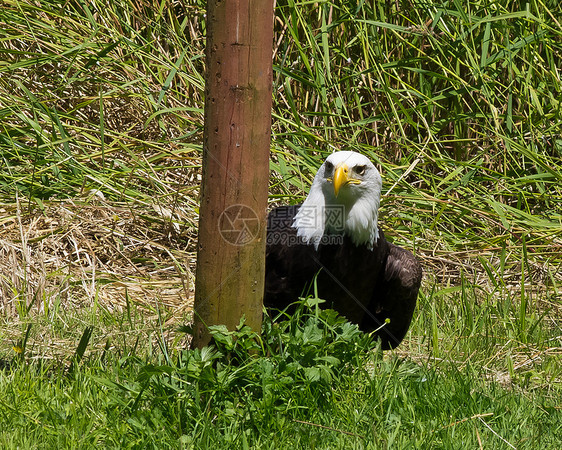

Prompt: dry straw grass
xmin=0 ymin=196 xmax=196 ymax=321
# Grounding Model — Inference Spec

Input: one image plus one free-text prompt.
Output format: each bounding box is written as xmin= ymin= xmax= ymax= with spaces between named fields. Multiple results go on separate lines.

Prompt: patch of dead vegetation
xmin=0 ymin=197 xmax=197 ymax=320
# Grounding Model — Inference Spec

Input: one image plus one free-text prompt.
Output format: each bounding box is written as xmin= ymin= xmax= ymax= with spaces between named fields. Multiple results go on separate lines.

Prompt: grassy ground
xmin=1 ymin=0 xmax=561 ymax=448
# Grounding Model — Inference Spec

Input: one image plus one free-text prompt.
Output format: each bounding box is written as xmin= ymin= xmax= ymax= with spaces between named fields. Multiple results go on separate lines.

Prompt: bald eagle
xmin=264 ymin=151 xmax=422 ymax=350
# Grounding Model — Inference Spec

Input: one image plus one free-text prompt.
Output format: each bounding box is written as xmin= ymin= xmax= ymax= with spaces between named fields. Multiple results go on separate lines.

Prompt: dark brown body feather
xmin=264 ymin=205 xmax=422 ymax=350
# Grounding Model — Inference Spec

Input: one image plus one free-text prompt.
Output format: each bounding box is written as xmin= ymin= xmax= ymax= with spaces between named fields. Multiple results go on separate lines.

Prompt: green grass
xmin=1 ymin=0 xmax=562 ymax=448
xmin=1 ymin=303 xmax=561 ymax=448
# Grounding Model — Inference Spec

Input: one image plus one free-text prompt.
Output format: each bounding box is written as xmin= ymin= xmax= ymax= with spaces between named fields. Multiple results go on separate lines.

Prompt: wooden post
xmin=193 ymin=0 xmax=274 ymax=348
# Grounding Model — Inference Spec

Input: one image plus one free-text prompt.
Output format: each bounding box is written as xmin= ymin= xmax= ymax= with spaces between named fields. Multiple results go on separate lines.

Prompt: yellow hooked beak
xmin=333 ymin=164 xmax=350 ymax=197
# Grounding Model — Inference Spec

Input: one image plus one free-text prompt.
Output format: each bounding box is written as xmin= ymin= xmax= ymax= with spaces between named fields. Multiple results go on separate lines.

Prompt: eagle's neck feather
xmin=338 ymin=196 xmax=380 ymax=250
xmin=292 ymin=179 xmax=327 ymax=250
xmin=293 ymin=182 xmax=380 ymax=251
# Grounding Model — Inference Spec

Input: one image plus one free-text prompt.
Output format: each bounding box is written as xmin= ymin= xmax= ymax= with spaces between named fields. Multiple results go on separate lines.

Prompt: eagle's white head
xmin=293 ymin=151 xmax=382 ymax=250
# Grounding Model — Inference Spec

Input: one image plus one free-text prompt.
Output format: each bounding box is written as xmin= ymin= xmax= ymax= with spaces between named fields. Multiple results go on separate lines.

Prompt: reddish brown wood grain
xmin=193 ymin=0 xmax=274 ymax=348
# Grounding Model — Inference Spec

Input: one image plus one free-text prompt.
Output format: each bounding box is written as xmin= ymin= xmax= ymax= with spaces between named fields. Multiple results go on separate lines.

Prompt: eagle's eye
xmin=355 ymin=165 xmax=366 ymax=176
xmin=324 ymin=161 xmax=333 ymax=174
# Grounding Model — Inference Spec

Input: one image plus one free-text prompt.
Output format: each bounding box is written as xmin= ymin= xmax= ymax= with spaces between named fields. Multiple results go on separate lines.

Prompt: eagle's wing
xmin=362 ymin=243 xmax=422 ymax=349
xmin=264 ymin=205 xmax=320 ymax=312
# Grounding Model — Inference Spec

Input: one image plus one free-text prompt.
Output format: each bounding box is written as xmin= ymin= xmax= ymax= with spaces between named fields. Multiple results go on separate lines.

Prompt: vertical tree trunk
xmin=193 ymin=0 xmax=274 ymax=348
